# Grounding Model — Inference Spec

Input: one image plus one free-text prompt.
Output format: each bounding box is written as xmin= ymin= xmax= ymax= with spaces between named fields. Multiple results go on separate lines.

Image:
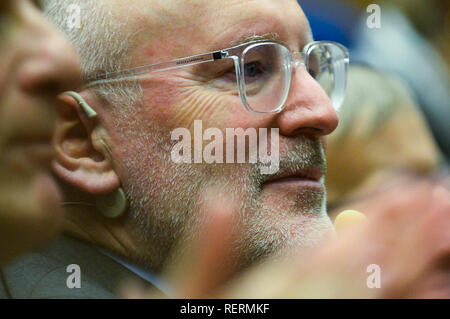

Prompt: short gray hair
xmin=43 ymin=0 xmax=142 ymax=109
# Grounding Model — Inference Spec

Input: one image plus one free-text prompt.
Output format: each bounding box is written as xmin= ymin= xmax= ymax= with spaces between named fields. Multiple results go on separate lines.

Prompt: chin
xmin=232 ymin=195 xmax=333 ymax=271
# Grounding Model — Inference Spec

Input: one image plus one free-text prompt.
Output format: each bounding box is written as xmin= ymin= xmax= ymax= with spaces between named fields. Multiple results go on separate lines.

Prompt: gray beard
xmin=115 ymin=120 xmax=332 ymax=272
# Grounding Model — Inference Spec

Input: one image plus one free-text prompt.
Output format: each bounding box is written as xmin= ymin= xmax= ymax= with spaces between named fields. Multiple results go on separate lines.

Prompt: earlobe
xmin=52 ymin=92 xmax=120 ymax=195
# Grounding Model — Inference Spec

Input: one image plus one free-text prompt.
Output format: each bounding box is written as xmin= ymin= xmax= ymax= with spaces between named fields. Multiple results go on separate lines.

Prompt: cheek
xmin=171 ymin=87 xmax=236 ymax=129
xmin=139 ymin=76 xmax=273 ymax=135
xmin=141 ymin=77 xmax=182 ymax=123
xmin=142 ymin=75 xmax=241 ymax=130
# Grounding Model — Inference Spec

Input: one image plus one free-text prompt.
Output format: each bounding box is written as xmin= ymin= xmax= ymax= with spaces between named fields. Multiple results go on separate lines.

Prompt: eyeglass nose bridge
xmin=291 ymin=51 xmax=305 ymax=70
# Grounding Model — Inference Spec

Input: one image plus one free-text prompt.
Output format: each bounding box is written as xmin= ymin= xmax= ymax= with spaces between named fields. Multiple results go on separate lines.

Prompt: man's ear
xmin=52 ymin=92 xmax=120 ymax=195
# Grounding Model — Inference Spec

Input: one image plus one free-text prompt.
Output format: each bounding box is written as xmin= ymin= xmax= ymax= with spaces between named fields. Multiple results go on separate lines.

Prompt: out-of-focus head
xmin=45 ymin=0 xmax=340 ymax=271
xmin=0 ymin=0 xmax=81 ymax=257
xmin=326 ymin=66 xmax=442 ymax=206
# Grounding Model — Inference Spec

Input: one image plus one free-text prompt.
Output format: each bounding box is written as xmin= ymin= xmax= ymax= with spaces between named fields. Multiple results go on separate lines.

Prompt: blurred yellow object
xmin=334 ymin=210 xmax=367 ymax=234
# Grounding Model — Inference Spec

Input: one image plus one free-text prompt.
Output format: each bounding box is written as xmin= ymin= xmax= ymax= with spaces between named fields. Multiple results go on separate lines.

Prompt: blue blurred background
xmin=300 ymin=0 xmax=449 ymax=162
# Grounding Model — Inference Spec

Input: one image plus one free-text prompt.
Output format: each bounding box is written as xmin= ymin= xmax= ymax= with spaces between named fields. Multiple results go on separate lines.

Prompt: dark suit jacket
xmin=0 ymin=235 xmax=154 ymax=299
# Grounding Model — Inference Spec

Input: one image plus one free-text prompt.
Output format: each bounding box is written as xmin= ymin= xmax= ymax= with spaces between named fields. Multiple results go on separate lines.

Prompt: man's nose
xmin=275 ymin=66 xmax=339 ymax=137
xmin=17 ymin=22 xmax=82 ymax=96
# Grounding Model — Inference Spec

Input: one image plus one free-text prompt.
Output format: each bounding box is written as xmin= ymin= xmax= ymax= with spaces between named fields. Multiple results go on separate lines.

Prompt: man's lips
xmin=264 ymin=166 xmax=323 ymax=183
xmin=262 ymin=166 xmax=324 ymax=190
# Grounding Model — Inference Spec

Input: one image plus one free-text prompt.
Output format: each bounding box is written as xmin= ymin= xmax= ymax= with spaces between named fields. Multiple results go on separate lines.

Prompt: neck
xmin=62 ymin=201 xmax=139 ymax=265
xmin=58 ymin=181 xmax=162 ymax=271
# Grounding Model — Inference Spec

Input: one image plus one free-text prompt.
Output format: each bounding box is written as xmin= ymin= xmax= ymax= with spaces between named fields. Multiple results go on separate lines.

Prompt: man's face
xmin=0 ymin=0 xmax=80 ymax=220
xmin=101 ymin=0 xmax=338 ymax=270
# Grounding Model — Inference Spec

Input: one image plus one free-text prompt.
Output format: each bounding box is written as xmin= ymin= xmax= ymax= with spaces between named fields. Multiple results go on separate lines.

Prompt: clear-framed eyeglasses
xmin=86 ymin=40 xmax=350 ymax=114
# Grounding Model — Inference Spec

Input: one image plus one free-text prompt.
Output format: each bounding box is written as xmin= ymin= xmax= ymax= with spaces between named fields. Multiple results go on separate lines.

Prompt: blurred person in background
xmin=301 ymin=0 xmax=450 ymax=163
xmin=0 ymin=0 xmax=81 ymax=266
xmin=326 ymin=65 xmax=445 ymax=218
xmin=350 ymin=0 xmax=450 ymax=163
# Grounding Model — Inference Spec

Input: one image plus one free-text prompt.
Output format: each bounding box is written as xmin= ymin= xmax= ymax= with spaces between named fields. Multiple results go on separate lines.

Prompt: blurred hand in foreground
xmin=120 ymin=176 xmax=450 ymax=299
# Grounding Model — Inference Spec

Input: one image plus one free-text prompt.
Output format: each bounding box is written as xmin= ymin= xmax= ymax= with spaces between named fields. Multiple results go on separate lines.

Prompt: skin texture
xmin=53 ymin=0 xmax=339 ymax=272
xmin=0 ymin=0 xmax=81 ymax=264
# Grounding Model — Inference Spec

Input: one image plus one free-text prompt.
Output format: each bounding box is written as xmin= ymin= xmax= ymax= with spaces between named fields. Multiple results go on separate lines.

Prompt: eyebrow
xmin=230 ymin=32 xmax=281 ymax=46
xmin=228 ymin=28 xmax=313 ymax=51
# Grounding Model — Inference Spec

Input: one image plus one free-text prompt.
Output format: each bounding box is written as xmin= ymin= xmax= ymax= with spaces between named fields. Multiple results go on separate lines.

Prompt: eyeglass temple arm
xmin=85 ymin=50 xmax=229 ymax=87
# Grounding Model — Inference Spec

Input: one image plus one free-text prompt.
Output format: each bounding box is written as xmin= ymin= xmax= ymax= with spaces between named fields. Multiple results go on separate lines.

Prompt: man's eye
xmin=215 ymin=61 xmax=266 ymax=84
xmin=244 ymin=61 xmax=263 ymax=78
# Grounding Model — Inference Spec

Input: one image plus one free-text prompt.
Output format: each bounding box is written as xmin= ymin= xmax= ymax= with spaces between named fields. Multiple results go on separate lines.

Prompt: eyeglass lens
xmin=241 ymin=42 xmax=347 ymax=113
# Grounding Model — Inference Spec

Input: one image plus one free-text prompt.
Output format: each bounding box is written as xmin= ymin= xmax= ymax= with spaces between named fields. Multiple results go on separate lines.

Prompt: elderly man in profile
xmin=1 ymin=0 xmax=448 ymax=299
xmin=1 ymin=0 xmax=342 ymax=298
